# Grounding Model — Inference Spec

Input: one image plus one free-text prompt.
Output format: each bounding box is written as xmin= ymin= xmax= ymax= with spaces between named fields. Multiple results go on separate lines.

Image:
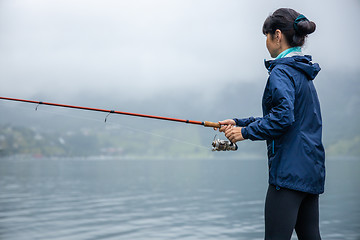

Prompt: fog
xmin=1 ymin=0 xmax=359 ymax=101
xmin=0 ymin=0 xmax=359 ymax=156
xmin=1 ymin=3 xmax=360 ymax=240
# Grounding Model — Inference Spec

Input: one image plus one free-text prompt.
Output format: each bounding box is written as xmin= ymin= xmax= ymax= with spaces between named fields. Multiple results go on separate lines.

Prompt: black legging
xmin=265 ymin=184 xmax=321 ymax=240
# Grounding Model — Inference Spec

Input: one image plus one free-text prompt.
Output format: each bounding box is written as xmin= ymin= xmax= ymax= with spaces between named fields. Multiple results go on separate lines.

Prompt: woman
xmin=217 ymin=8 xmax=325 ymax=240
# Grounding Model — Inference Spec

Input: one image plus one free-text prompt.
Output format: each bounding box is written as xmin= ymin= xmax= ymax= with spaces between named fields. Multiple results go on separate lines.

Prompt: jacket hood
xmin=265 ymin=55 xmax=321 ymax=80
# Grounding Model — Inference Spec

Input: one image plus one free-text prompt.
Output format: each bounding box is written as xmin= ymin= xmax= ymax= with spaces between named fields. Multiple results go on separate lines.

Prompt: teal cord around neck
xmin=276 ymin=47 xmax=302 ymax=59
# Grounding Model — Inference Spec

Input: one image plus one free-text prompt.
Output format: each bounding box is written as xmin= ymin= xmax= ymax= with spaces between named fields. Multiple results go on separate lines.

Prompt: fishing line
xmin=0 ymin=102 xmax=209 ymax=150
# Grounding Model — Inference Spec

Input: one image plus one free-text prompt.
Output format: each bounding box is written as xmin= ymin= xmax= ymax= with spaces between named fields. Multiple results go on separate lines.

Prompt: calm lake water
xmin=0 ymin=157 xmax=359 ymax=240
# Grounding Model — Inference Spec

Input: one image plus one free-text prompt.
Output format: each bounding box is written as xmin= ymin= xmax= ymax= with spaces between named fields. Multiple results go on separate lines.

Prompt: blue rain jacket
xmin=235 ymin=55 xmax=325 ymax=194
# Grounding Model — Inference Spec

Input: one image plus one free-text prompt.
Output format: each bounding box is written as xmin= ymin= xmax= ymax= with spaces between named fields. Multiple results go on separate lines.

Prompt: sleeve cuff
xmin=233 ymin=118 xmax=246 ymax=127
xmin=241 ymin=127 xmax=249 ymax=139
xmin=234 ymin=117 xmax=258 ymax=127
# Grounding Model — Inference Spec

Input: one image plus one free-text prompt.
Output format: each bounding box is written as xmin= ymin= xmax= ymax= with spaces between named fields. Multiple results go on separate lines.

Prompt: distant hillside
xmin=0 ymin=124 xmax=213 ymax=158
xmin=0 ymin=122 xmax=358 ymax=159
xmin=0 ymin=69 xmax=359 ymax=158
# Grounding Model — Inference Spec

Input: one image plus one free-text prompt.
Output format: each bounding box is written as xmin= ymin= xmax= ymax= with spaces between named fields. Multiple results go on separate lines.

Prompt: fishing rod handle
xmin=204 ymin=121 xmax=221 ymax=128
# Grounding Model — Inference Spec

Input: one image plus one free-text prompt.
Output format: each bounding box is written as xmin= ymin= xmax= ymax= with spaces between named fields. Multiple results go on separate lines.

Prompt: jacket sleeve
xmin=242 ymin=68 xmax=295 ymax=141
xmin=233 ymin=117 xmax=261 ymax=127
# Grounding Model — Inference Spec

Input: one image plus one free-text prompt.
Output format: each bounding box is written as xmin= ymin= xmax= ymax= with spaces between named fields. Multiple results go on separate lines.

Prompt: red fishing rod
xmin=0 ymin=96 xmax=239 ymax=151
xmin=0 ymin=96 xmax=221 ymax=128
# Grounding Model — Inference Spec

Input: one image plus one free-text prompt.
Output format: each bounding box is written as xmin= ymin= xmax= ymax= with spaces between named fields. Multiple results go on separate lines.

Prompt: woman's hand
xmin=224 ymin=125 xmax=245 ymax=143
xmin=214 ymin=119 xmax=236 ymax=132
xmin=214 ymin=119 xmax=244 ymax=143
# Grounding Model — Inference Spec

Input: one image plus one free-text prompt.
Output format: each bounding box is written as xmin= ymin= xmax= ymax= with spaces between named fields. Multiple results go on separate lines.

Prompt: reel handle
xmin=204 ymin=121 xmax=221 ymax=128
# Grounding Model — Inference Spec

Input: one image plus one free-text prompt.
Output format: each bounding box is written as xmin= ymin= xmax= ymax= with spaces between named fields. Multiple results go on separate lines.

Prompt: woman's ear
xmin=274 ymin=29 xmax=282 ymax=44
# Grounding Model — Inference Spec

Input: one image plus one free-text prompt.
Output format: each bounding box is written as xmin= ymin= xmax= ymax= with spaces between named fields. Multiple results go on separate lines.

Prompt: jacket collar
xmin=264 ymin=55 xmax=321 ymax=80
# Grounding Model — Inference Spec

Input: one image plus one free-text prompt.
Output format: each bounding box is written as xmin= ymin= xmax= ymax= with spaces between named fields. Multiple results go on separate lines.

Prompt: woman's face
xmin=266 ymin=33 xmax=279 ymax=58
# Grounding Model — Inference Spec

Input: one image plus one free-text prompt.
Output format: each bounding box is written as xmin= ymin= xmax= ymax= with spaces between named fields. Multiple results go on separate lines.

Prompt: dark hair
xmin=262 ymin=8 xmax=316 ymax=47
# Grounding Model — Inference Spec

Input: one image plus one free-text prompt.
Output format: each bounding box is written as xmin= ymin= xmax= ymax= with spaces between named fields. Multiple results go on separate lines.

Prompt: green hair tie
xmin=293 ymin=14 xmax=308 ymax=32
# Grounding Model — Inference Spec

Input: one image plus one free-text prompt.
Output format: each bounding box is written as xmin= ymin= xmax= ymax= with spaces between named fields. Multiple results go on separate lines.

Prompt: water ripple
xmin=1 ymin=158 xmax=359 ymax=240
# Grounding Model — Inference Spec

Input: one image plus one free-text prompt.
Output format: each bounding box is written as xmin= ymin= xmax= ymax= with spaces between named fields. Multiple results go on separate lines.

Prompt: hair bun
xmin=295 ymin=20 xmax=316 ymax=36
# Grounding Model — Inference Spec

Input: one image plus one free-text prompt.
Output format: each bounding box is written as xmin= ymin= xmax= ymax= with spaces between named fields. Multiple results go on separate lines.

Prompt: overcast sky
xmin=0 ymin=0 xmax=359 ymax=102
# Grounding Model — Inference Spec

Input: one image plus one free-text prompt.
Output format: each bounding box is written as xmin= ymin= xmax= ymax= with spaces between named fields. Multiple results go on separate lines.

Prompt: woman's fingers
xmin=219 ymin=119 xmax=235 ymax=126
xmin=224 ymin=127 xmax=233 ymax=139
xmin=215 ymin=122 xmax=245 ymax=143
xmin=225 ymin=127 xmax=244 ymax=143
xmin=215 ymin=119 xmax=236 ymax=132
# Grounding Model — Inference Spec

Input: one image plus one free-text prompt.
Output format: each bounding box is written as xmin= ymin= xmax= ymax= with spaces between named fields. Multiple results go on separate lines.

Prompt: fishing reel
xmin=212 ymin=135 xmax=238 ymax=151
